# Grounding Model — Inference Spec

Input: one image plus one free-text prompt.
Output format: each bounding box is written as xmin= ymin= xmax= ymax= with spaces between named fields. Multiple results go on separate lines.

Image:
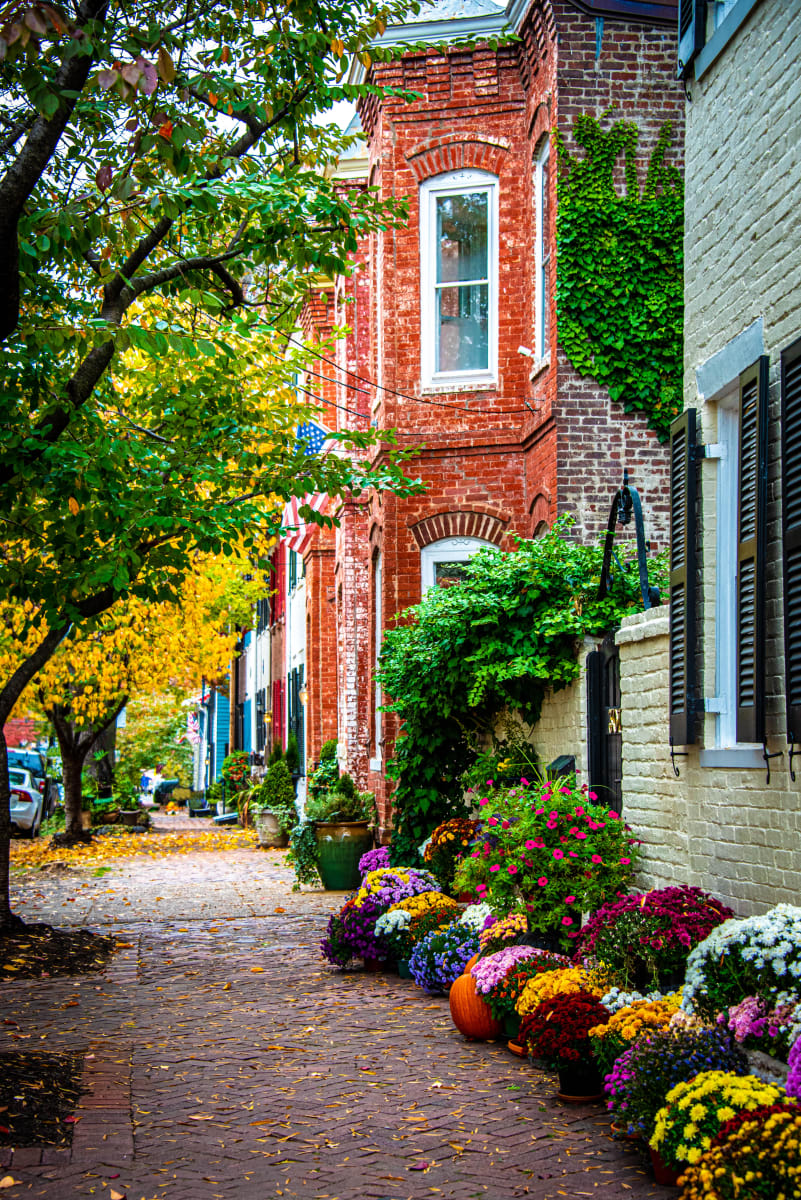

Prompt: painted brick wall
xmin=668 ymin=0 xmax=801 ymax=912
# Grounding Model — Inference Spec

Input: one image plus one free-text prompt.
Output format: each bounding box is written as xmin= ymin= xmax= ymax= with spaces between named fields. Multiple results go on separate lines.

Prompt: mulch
xmin=0 ymin=923 xmax=116 ymax=981
xmin=0 ymin=1051 xmax=84 ymax=1147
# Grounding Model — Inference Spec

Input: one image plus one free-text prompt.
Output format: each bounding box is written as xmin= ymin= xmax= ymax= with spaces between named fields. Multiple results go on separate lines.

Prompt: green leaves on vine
xmin=556 ymin=115 xmax=684 ymax=442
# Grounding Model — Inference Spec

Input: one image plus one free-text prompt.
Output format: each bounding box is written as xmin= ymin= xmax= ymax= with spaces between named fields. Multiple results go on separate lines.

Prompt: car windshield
xmin=9 ymin=770 xmax=26 ymax=786
xmin=8 ymin=752 xmax=43 ymax=776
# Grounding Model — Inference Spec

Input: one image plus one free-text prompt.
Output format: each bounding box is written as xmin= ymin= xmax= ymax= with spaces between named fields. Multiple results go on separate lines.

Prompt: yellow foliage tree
xmin=3 ymin=558 xmax=260 ymax=840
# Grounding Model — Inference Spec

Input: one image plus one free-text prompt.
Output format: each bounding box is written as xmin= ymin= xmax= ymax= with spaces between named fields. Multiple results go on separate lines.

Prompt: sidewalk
xmin=3 ymin=845 xmax=673 ymax=1199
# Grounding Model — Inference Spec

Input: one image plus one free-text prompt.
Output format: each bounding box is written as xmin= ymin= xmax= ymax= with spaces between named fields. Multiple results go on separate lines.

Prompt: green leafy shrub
xmin=251 ymin=760 xmax=297 ymax=834
xmin=284 ymin=733 xmax=300 ymax=774
xmin=286 ymin=822 xmax=322 ymax=890
xmin=378 ymin=523 xmax=666 ymax=864
xmin=306 ymin=773 xmax=369 ymax=822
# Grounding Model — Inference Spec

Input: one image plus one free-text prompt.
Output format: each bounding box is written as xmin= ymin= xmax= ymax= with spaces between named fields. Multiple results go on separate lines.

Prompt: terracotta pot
xmin=449 ymin=972 xmax=503 ymax=1041
xmin=507 ymin=1040 xmax=526 ymax=1057
xmin=649 ymin=1145 xmax=681 ymax=1187
xmin=611 ymin=1123 xmax=643 ymax=1141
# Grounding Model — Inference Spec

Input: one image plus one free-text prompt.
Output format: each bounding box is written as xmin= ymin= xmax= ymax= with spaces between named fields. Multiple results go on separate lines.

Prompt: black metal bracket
xmin=669 ymin=737 xmax=688 ymax=778
xmin=762 ymin=741 xmax=782 ymax=785
xmin=789 ymin=740 xmax=799 ymax=783
xmin=598 ymin=469 xmax=659 ymax=610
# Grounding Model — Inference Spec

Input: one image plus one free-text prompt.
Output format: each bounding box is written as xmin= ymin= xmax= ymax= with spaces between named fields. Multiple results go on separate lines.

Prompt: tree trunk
xmin=61 ymin=743 xmax=89 ymax=841
xmin=0 ymin=729 xmax=25 ymax=934
xmin=89 ymin=722 xmax=117 ymax=800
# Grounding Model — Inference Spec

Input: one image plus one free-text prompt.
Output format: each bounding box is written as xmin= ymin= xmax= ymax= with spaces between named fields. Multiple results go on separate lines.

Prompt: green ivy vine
xmin=377 ymin=523 xmax=667 ymax=865
xmin=556 ymin=114 xmax=684 ymax=442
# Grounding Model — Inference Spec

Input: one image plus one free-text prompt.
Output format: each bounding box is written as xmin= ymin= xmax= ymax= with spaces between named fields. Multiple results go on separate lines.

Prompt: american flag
xmin=295 ymin=420 xmax=329 ymax=456
xmin=282 ymin=493 xmax=330 ymax=555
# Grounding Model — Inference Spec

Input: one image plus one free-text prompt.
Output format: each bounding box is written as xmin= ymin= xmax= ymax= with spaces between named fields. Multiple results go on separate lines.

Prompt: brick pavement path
xmin=4 ymin=841 xmax=674 ymax=1200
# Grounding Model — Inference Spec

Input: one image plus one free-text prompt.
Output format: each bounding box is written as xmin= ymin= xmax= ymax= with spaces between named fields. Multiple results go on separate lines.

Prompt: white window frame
xmin=534 ymin=137 xmax=551 ymax=364
xmin=701 ymin=389 xmax=763 ymax=764
xmin=421 ymin=536 xmax=494 ymax=594
xmin=419 ymin=169 xmax=498 ymax=389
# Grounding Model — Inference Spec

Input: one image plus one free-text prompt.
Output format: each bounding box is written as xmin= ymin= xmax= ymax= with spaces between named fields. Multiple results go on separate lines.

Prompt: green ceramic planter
xmin=314 ymin=820 xmax=373 ymax=890
xmin=398 ymin=959 xmax=412 ymax=979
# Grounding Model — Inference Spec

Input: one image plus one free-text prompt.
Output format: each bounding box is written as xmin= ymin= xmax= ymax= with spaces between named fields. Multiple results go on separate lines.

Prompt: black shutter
xmin=782 ymin=338 xmax=801 ymax=743
xmin=678 ymin=0 xmax=705 ymax=79
xmin=736 ymin=357 xmax=769 ymax=744
xmin=669 ymin=408 xmax=698 ymax=745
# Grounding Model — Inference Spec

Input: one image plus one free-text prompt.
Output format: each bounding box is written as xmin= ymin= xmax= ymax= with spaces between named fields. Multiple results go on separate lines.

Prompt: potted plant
xmin=573 ymin=885 xmax=734 ymax=991
xmin=308 ymin=739 xmax=339 ymax=801
xmin=677 ymin=1103 xmax=801 ymax=1200
xmin=320 ymin=867 xmax=441 ymax=967
xmin=423 ymin=817 xmax=480 ymax=895
xmin=520 ymin=990 xmax=610 ymax=1100
xmin=408 ymin=921 xmax=479 ymax=994
xmin=649 ymin=1070 xmax=786 ymax=1185
xmin=251 ymin=760 xmax=297 ymax=848
xmin=304 ymin=773 xmax=374 ymax=890
xmin=603 ymin=1026 xmax=748 ymax=1142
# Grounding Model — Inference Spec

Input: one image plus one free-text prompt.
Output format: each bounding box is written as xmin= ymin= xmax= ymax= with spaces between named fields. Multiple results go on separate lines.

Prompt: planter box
xmin=254 ymin=811 xmax=288 ymax=849
xmin=314 ymin=821 xmax=372 ymax=890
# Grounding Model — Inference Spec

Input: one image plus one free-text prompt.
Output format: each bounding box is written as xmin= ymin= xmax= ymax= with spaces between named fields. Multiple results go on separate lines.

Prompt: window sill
xmin=529 ymin=356 xmax=550 ymax=382
xmin=421 ymin=375 xmax=497 ymax=395
xmin=699 ymin=746 xmax=765 ymax=769
xmin=694 ymin=0 xmax=764 ymax=81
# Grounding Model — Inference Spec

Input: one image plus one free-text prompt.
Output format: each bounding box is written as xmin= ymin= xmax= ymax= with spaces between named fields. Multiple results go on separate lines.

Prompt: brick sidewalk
xmin=0 ymin=904 xmax=674 ymax=1200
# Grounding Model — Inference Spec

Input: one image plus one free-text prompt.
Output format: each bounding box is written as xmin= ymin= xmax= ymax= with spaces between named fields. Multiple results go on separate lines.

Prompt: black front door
xmin=586 ymin=634 xmax=623 ymax=814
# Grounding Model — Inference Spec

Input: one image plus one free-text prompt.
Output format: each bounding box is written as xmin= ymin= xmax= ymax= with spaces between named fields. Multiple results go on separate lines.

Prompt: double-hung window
xmin=534 ymin=137 xmax=551 ymax=363
xmin=420 ymin=170 xmax=498 ymax=388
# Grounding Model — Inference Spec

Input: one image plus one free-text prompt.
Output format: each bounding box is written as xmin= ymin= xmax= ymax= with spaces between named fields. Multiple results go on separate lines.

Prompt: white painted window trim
xmin=534 ymin=136 xmax=550 ymax=364
xmin=706 ymin=386 xmax=763 ymax=762
xmin=420 ymin=536 xmax=495 ymax=594
xmin=419 ymin=169 xmax=498 ymax=389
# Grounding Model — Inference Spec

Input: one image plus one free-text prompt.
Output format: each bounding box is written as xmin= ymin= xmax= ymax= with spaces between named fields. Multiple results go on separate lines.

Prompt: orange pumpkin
xmin=463 ymin=952 xmax=480 ymax=974
xmin=449 ymin=972 xmax=503 ymax=1041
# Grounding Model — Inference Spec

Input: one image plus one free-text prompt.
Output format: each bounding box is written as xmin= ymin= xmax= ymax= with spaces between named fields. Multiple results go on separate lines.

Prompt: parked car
xmin=8 ymin=767 xmax=44 ymax=838
xmin=7 ymin=748 xmax=58 ymax=818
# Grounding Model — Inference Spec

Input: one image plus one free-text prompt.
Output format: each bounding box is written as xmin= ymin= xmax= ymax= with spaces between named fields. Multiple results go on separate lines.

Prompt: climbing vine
xmin=556 ymin=115 xmax=684 ymax=442
xmin=378 ymin=523 xmax=667 ymax=865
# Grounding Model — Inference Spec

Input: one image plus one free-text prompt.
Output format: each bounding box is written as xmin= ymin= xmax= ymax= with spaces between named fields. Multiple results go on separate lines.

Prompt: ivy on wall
xmin=556 ymin=115 xmax=684 ymax=442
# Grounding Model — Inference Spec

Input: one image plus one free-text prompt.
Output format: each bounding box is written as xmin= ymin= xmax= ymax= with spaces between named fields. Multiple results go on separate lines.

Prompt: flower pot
xmin=503 ymin=1013 xmax=521 ymax=1042
xmin=363 ymin=957 xmax=383 ymax=973
xmin=508 ymin=1040 xmax=526 ymax=1057
xmin=449 ymin=972 xmax=503 ymax=1041
xmin=611 ymin=1123 xmax=642 ymax=1141
xmin=314 ymin=821 xmax=373 ymax=890
xmin=119 ymin=809 xmax=143 ymax=827
xmin=398 ymin=959 xmax=412 ymax=980
xmin=556 ymin=1061 xmax=604 ymax=1103
xmin=649 ymin=1145 xmax=681 ymax=1187
xmin=254 ymin=811 xmax=289 ymax=849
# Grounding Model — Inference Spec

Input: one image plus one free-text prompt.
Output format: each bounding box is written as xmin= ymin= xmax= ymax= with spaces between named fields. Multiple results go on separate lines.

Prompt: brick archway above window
xmin=409 ymin=509 xmax=508 ymax=549
xmin=406 ymin=136 xmax=511 ymax=183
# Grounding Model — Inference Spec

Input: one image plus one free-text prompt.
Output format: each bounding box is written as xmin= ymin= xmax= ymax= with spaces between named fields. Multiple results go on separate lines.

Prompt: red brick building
xmin=268 ymin=0 xmax=682 ymax=828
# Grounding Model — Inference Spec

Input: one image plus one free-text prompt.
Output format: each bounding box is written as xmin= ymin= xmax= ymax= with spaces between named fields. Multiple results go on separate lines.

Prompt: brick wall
xmin=326 ymin=2 xmax=685 ymax=830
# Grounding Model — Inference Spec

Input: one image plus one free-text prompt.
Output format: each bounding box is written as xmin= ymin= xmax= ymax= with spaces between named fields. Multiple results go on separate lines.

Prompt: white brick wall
xmin=674 ymin=0 xmax=801 ymax=913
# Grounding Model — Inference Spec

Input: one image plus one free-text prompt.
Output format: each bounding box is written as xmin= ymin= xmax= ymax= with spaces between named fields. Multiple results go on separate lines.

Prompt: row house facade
xmin=232 ymin=0 xmax=683 ymax=822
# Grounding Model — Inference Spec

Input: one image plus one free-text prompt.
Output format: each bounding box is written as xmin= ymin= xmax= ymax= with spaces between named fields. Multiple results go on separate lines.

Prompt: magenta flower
xmin=489 ymin=864 xmax=500 ymax=873
xmin=588 ymin=792 xmax=597 ymax=800
xmin=525 ymin=839 xmax=536 ymax=850
xmin=487 ymin=816 xmax=498 ymax=826
xmin=575 ymin=831 xmax=587 ymax=839
xmin=619 ymin=857 xmax=631 ymax=865
xmin=591 ymin=854 xmax=603 ymax=864
xmin=568 ymin=851 xmax=578 ymax=857
xmin=553 ymin=849 xmax=564 ymax=860
xmin=562 ymin=916 xmax=573 ymax=926
xmin=520 ymin=777 xmax=530 ymax=786
xmin=564 ymin=895 xmax=576 ymax=904
xmin=479 ymin=796 xmax=489 ymax=806
xmin=537 ymin=877 xmax=548 ymax=887
xmin=508 ymin=865 xmax=518 ymax=875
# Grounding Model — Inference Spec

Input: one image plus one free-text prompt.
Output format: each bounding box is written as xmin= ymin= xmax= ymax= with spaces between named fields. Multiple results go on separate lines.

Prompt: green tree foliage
xmin=115 ymin=693 xmax=193 ymax=797
xmin=0 ymin=0 xmax=426 ymax=927
xmin=377 ymin=525 xmax=666 ymax=864
xmin=556 ymin=115 xmax=683 ymax=442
